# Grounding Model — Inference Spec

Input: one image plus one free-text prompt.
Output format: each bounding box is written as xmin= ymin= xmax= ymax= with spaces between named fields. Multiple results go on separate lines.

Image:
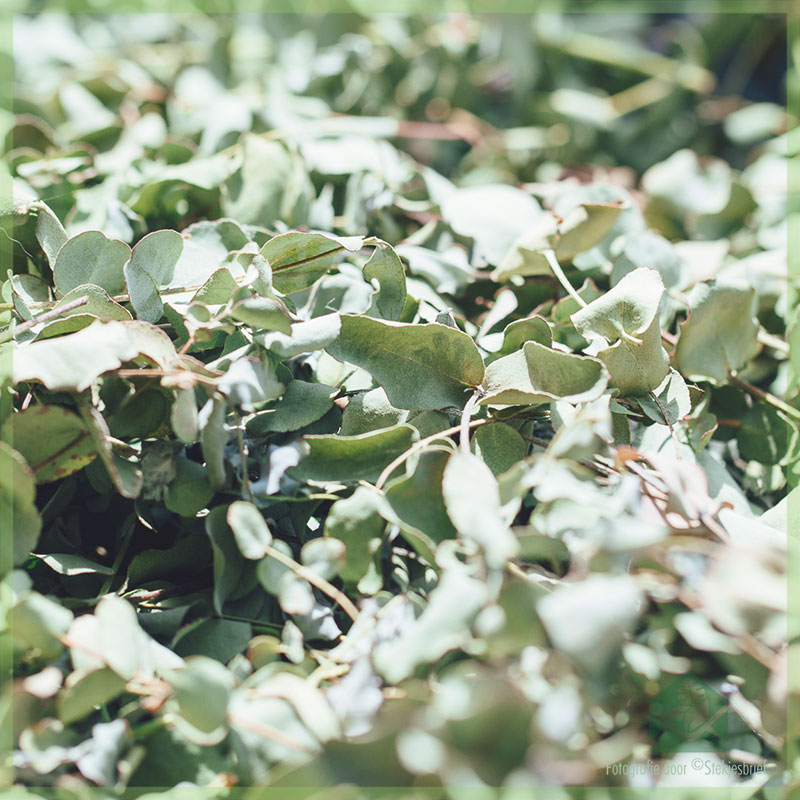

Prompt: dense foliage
xmin=2 ymin=12 xmax=796 ymax=796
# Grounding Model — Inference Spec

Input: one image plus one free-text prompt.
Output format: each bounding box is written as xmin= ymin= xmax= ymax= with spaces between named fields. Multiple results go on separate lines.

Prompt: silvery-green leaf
xmin=481 ymin=341 xmax=608 ymax=406
xmin=442 ymin=452 xmax=519 ymax=568
xmin=327 ymin=315 xmax=484 ymax=410
xmin=53 ymin=230 xmax=131 ymax=296
xmin=572 ymin=267 xmax=669 ymax=395
xmin=675 ymin=280 xmax=759 ymax=384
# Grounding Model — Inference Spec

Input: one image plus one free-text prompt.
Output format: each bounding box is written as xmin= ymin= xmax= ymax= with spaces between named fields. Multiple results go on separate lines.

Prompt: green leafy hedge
xmin=2 ymin=12 xmax=795 ymax=794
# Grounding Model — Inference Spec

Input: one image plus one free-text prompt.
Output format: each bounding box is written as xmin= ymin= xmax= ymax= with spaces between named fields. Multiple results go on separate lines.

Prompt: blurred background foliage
xmin=10 ymin=11 xmax=791 ymax=195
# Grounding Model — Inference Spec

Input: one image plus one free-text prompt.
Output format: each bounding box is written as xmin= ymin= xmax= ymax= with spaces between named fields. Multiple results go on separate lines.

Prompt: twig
xmin=374 ymin=418 xmax=489 ymax=490
xmin=544 ymin=250 xmax=586 ymax=308
xmin=729 ymin=373 xmax=800 ymax=422
xmin=228 ymin=712 xmax=313 ymax=752
xmin=757 ymin=328 xmax=789 ymax=356
xmin=649 ymin=390 xmax=682 ymax=460
xmin=126 ymin=579 xmax=212 ymax=605
xmin=0 ymin=296 xmax=91 ymax=344
xmin=263 ymin=544 xmax=360 ymax=623
xmin=660 ymin=329 xmax=678 ymax=347
xmin=460 ymin=389 xmax=483 ymax=454
xmin=538 ymin=29 xmax=715 ymax=94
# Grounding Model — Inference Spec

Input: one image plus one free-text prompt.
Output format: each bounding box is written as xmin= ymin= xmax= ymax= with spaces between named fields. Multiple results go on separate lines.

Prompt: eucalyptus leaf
xmin=261 ymin=231 xmax=365 ymax=294
xmin=227 ymin=500 xmax=273 ymax=559
xmin=362 ymin=243 xmax=407 ymax=321
xmin=442 ymin=452 xmax=519 ymax=568
xmin=9 ymin=405 xmax=97 ymax=483
xmin=675 ymin=280 xmax=759 ymax=384
xmin=53 ymin=230 xmax=131 ymax=296
xmin=571 ymin=267 xmax=669 ymax=395
xmin=481 ymin=341 xmax=608 ymax=406
xmin=290 ymin=424 xmax=418 ymax=483
xmin=124 ymin=229 xmax=184 ymax=323
xmin=328 ymin=315 xmax=485 ymax=410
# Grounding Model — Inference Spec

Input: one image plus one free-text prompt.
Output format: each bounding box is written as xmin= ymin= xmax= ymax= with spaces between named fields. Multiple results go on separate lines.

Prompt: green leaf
xmin=553 ymin=201 xmax=626 ymax=262
xmin=290 ymin=424 xmax=418 ymax=483
xmin=205 ymin=505 xmax=248 ymax=615
xmin=571 ymin=267 xmax=669 ymax=395
xmin=259 ymin=313 xmax=342 ymax=359
xmin=230 ymin=297 xmax=293 ymax=334
xmin=323 ymin=487 xmax=385 ymax=585
xmin=35 ymin=553 xmax=112 ymax=577
xmin=35 ymin=285 xmax=131 ymax=340
xmin=442 ymin=452 xmax=518 ymax=569
xmin=301 ymin=537 xmax=346 ymax=581
xmin=81 ymin=405 xmax=144 ymax=499
xmin=94 ymin=596 xmax=145 ymax=680
xmin=481 ymin=341 xmax=608 ymax=406
xmin=471 ymin=422 xmax=527 ymax=475
xmin=246 ymin=381 xmax=336 ymax=435
xmin=637 ymin=369 xmax=691 ymax=426
xmin=9 ymin=405 xmax=97 ymax=483
xmin=171 ymin=218 xmax=249 ymax=290
xmin=373 ymin=570 xmax=489 ymax=683
xmin=642 ymin=148 xmax=731 ymax=216
xmin=165 ymin=456 xmax=214 ymax=517
xmin=33 ymin=201 xmax=68 ymax=268
xmin=15 ymin=319 xmax=176 ymax=392
xmin=363 ymin=244 xmax=407 ymax=321
xmin=200 ymin=397 xmax=228 ymax=491
xmin=492 ymin=202 xmax=624 ymax=280
xmin=675 ymin=280 xmax=759 ymax=384
xmin=13 ymin=591 xmax=73 ymax=662
xmin=341 ymin=389 xmax=409 ymax=437
xmin=256 ymin=539 xmax=293 ymax=594
xmin=14 ymin=320 xmax=136 ymax=392
xmin=168 ymin=656 xmax=234 ymax=741
xmin=222 ymin=134 xmax=310 ymax=227
xmin=611 ymin=230 xmax=682 ymax=288
xmin=172 ymin=620 xmax=252 ymax=665
xmin=58 ymin=668 xmax=127 ymax=725
xmin=124 ymin=229 xmax=184 ymax=323
xmin=107 ymin=387 xmax=170 ymax=440
xmin=537 ymin=575 xmax=642 ymax=674
xmin=278 ymin=575 xmax=315 ymax=615
xmin=53 ymin=230 xmax=131 ymax=296
xmin=216 ymin=356 xmax=285 ymax=412
xmin=383 ymin=450 xmax=458 ymax=548
xmin=496 ymin=315 xmax=552 ymax=356
xmin=192 ymin=268 xmax=239 ymax=305
xmin=171 ymin=388 xmax=199 ymax=444
xmin=737 ymin=402 xmax=797 ymax=466
xmin=0 ymin=442 xmax=42 ymax=564
xmin=327 ymin=315 xmax=485 ymax=410
xmin=227 ymin=500 xmax=273 ymax=559
xmin=438 ymin=183 xmax=543 ymax=265
xmin=261 ymin=231 xmax=365 ymax=294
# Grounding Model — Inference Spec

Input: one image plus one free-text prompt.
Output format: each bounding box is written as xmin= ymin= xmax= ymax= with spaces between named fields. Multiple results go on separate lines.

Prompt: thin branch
xmin=374 ymin=418 xmax=489 ymax=490
xmin=228 ymin=712 xmax=314 ymax=752
xmin=544 ymin=250 xmax=586 ymax=308
xmin=459 ymin=389 xmax=483 ymax=454
xmin=757 ymin=328 xmax=789 ymax=356
xmin=0 ymin=296 xmax=90 ymax=343
xmin=648 ymin=390 xmax=682 ymax=460
xmin=729 ymin=373 xmax=800 ymax=422
xmin=263 ymin=544 xmax=360 ymax=623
